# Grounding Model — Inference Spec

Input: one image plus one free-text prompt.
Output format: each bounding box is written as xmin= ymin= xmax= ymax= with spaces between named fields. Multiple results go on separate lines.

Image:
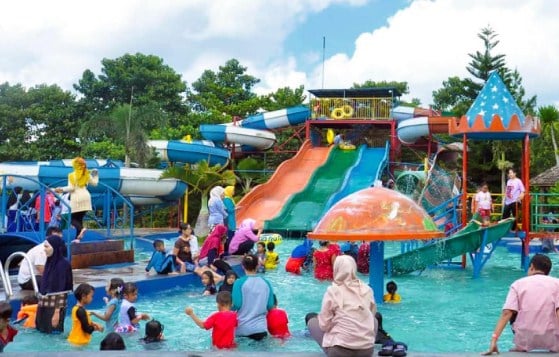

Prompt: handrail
xmin=0 ymin=262 xmax=9 ymax=299
xmin=4 ymin=252 xmax=40 ymax=299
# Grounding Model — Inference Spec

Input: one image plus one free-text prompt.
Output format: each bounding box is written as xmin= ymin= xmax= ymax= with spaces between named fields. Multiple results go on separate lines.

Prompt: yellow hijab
xmin=224 ymin=186 xmax=235 ymax=198
xmin=69 ymin=157 xmax=91 ymax=188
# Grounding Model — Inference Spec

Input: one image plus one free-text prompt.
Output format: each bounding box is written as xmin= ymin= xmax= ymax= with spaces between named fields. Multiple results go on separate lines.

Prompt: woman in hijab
xmin=198 ymin=224 xmax=231 ymax=274
xmin=56 ymin=157 xmax=98 ymax=241
xmin=222 ymin=185 xmax=236 ymax=254
xmin=228 ymin=218 xmax=261 ymax=255
xmin=307 ymin=255 xmax=377 ymax=357
xmin=36 ymin=234 xmax=73 ymax=333
xmin=207 ymin=186 xmax=227 ymax=232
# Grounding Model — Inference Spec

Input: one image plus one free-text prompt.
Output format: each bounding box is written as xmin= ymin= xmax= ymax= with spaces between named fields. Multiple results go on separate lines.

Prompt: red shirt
xmin=204 ymin=310 xmax=237 ymax=349
xmin=266 ymin=308 xmax=290 ymax=338
xmin=0 ymin=325 xmax=18 ymax=352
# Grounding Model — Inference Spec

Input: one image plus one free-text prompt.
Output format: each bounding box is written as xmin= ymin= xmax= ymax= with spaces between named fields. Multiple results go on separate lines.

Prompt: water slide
xmin=384 ymin=218 xmax=514 ymax=275
xmin=0 ymin=162 xmax=187 ymax=205
xmin=264 ymin=147 xmax=360 ymax=233
xmin=235 ymin=141 xmax=330 ymax=229
xmin=392 ymin=106 xmax=448 ymax=144
xmin=322 ymin=142 xmax=389 ymax=215
xmin=199 ymin=106 xmax=309 ymax=150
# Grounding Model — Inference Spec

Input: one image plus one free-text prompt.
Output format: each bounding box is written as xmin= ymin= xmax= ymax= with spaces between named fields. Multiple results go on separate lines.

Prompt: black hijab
xmin=218 ymin=270 xmax=238 ymax=293
xmin=40 ymin=235 xmax=73 ymax=294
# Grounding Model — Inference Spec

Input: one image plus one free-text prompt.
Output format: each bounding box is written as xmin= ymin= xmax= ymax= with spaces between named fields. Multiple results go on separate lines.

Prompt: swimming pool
xmin=6 ymin=238 xmax=553 ymax=353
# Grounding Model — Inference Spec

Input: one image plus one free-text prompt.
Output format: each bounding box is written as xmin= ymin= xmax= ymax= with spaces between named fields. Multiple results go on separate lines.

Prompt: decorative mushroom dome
xmin=308 ymin=186 xmax=444 ymax=241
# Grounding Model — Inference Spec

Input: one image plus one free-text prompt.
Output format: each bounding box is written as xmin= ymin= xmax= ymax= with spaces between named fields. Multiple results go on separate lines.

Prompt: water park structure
xmin=1 ymin=73 xmax=558 ymax=306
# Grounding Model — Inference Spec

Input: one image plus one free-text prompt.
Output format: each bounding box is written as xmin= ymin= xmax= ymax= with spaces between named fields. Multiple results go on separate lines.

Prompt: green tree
xmin=431 ymin=26 xmax=537 ymax=188
xmin=187 ymin=59 xmax=262 ymax=122
xmin=537 ymin=105 xmax=559 ymax=167
xmin=235 ymin=157 xmax=267 ymax=195
xmin=351 ymin=80 xmax=409 ymax=95
xmin=74 ymin=53 xmax=187 ymax=121
xmin=161 ymin=161 xmax=236 ymax=236
xmin=0 ymin=83 xmax=79 ymax=161
xmin=260 ymin=85 xmax=306 ymax=110
xmin=79 ymin=104 xmax=158 ymax=167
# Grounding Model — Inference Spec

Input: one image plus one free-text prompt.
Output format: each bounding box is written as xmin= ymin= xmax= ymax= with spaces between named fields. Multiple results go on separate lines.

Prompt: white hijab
xmin=209 ymin=186 xmax=224 ymax=204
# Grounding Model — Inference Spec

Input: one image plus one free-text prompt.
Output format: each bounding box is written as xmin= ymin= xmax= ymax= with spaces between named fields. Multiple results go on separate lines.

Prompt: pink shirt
xmin=504 ymin=178 xmax=525 ymax=205
xmin=503 ymin=274 xmax=559 ymax=352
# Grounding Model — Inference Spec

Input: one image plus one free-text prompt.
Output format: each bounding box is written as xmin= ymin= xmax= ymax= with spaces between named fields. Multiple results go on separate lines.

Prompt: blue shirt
xmin=232 ymin=275 xmax=274 ymax=336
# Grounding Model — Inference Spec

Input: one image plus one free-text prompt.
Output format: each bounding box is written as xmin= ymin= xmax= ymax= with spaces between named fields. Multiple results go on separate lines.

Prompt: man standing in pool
xmin=484 ymin=254 xmax=559 ymax=354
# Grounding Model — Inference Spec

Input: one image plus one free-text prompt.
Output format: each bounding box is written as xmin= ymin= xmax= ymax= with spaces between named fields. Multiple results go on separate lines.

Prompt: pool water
xmin=7 ymin=239 xmax=558 ymax=353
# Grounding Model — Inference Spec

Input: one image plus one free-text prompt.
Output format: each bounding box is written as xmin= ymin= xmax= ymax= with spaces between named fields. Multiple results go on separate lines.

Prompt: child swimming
xmin=68 ymin=283 xmax=104 ymax=345
xmin=266 ymin=294 xmax=290 ymax=338
xmin=141 ymin=319 xmax=164 ymax=343
xmin=264 ymin=242 xmax=280 ymax=270
xmin=90 ymin=277 xmax=124 ymax=332
xmin=115 ymin=282 xmax=151 ymax=333
xmin=16 ymin=295 xmax=38 ymax=329
xmin=218 ymin=270 xmax=238 ymax=293
xmin=383 ymin=280 xmax=401 ymax=303
xmin=256 ymin=241 xmax=266 ymax=273
xmin=185 ymin=291 xmax=237 ymax=349
xmin=201 ymin=271 xmax=217 ymax=296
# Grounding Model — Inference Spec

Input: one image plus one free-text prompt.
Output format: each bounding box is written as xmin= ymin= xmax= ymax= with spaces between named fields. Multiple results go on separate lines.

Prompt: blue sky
xmin=1 ymin=0 xmax=558 ymax=107
xmin=285 ymin=0 xmax=409 ymax=69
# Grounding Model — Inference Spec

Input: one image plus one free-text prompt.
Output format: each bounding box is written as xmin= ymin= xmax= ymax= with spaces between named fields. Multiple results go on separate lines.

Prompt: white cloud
xmin=1 ymin=0 xmax=556 ymax=108
xmin=309 ymin=0 xmax=559 ymax=106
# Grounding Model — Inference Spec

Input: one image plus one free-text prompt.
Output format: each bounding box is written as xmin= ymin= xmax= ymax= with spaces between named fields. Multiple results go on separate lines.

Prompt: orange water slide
xmin=235 ymin=140 xmax=331 ymax=229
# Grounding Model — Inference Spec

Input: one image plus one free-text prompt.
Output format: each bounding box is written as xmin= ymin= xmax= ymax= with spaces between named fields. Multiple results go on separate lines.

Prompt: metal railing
xmin=310 ymin=97 xmax=393 ymax=120
xmin=3 ymin=252 xmax=39 ymax=299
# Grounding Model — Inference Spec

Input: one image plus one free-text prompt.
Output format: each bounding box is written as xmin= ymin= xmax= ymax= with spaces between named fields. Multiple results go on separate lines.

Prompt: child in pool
xmin=256 ymin=241 xmax=266 ymax=273
xmin=264 ymin=242 xmax=280 ymax=270
xmin=185 ymin=291 xmax=237 ymax=349
xmin=266 ymin=294 xmax=290 ymax=338
xmin=90 ymin=277 xmax=124 ymax=332
xmin=16 ymin=295 xmax=38 ymax=328
xmin=218 ymin=270 xmax=238 ymax=293
xmin=145 ymin=240 xmax=176 ymax=275
xmin=0 ymin=301 xmax=17 ymax=352
xmin=100 ymin=332 xmax=126 ymax=350
xmin=201 ymin=271 xmax=217 ymax=296
xmin=313 ymin=241 xmax=338 ymax=280
xmin=68 ymin=283 xmax=104 ymax=345
xmin=115 ymin=282 xmax=151 ymax=333
xmin=140 ymin=319 xmax=164 ymax=343
xmin=383 ymin=280 xmax=401 ymax=303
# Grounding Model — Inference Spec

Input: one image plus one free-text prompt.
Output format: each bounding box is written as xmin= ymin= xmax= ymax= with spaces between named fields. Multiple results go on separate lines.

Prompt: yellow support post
xmin=183 ymin=188 xmax=188 ymax=222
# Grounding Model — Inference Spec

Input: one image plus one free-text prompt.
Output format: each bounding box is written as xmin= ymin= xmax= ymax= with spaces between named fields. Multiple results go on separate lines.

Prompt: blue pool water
xmin=7 ymin=239 xmax=559 ymax=353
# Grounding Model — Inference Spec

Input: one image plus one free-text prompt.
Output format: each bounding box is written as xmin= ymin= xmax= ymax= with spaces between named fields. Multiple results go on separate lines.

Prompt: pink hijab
xmin=199 ymin=224 xmax=227 ymax=260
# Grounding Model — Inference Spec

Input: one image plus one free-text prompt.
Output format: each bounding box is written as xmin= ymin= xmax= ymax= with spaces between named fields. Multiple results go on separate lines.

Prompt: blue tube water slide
xmin=199 ymin=106 xmax=309 ymax=149
xmin=0 ymin=163 xmax=187 ymax=205
xmin=147 ymin=140 xmax=230 ymax=166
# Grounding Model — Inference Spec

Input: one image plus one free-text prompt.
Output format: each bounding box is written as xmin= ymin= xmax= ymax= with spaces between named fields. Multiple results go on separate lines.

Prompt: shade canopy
xmin=449 ymin=71 xmax=540 ymax=140
xmin=308 ymin=186 xmax=445 ymax=241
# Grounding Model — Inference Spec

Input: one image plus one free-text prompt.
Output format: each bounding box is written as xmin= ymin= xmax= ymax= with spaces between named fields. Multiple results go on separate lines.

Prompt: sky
xmin=1 ymin=0 xmax=558 ymax=108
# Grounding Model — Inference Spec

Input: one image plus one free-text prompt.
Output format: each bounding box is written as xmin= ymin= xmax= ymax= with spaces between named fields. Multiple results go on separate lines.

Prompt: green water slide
xmin=264 ymin=146 xmax=360 ymax=233
xmin=385 ymin=218 xmax=514 ymax=275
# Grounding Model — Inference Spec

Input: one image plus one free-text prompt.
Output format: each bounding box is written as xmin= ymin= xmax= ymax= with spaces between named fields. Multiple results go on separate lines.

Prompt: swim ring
xmin=259 ymin=233 xmax=283 ymax=245
xmin=342 ymin=104 xmax=354 ymax=118
xmin=331 ymin=107 xmax=344 ymax=119
xmin=339 ymin=143 xmax=356 ymax=150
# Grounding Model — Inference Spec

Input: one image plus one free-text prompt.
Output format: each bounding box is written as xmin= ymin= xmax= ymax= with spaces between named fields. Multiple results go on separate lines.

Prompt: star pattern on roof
xmin=465 ymin=71 xmax=526 ymax=128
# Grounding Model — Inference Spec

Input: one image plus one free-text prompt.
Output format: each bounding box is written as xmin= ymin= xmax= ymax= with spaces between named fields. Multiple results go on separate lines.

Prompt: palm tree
xmin=161 ymin=161 xmax=236 ymax=236
xmin=235 ymin=157 xmax=267 ymax=195
xmin=538 ymin=105 xmax=559 ymax=167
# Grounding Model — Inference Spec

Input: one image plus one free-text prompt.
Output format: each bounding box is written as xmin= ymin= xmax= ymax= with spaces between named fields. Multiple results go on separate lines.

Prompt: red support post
xmin=523 ymin=134 xmax=531 ymax=257
xmin=461 ymin=134 xmax=468 ymax=227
